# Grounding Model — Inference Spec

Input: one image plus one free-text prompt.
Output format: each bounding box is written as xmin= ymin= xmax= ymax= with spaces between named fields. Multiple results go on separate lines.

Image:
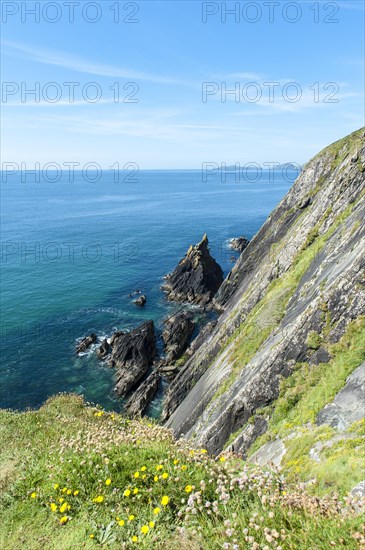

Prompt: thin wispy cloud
xmin=2 ymin=40 xmax=187 ymax=85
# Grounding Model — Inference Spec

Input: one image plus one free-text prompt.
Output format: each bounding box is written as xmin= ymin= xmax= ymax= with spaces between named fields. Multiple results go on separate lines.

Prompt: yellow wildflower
xmin=141 ymin=525 xmax=149 ymax=534
xmin=128 ymin=515 xmax=135 ymax=521
xmin=134 ymin=471 xmax=140 ymax=479
xmin=161 ymin=495 xmax=169 ymax=506
xmin=118 ymin=520 xmax=125 ymax=526
xmin=93 ymin=495 xmax=104 ymax=503
xmin=124 ymin=489 xmax=131 ymax=497
xmin=142 ymin=474 xmax=147 ymax=480
xmin=58 ymin=497 xmax=64 ymax=503
xmin=105 ymin=479 xmax=112 ymax=486
xmin=67 ymin=489 xmax=72 ymax=495
xmin=50 ymin=503 xmax=57 ymax=512
xmin=60 ymin=502 xmax=68 ymax=514
xmin=219 ymin=456 xmax=226 ymax=462
xmin=73 ymin=490 xmax=79 ymax=496
xmin=200 ymin=449 xmax=208 ymax=454
xmin=89 ymin=534 xmax=95 ymax=539
xmin=185 ymin=485 xmax=193 ymax=493
xmin=156 ymin=465 xmax=163 ymax=471
xmin=62 ymin=487 xmax=67 ymax=493
xmin=60 ymin=516 xmax=68 ymax=525
xmin=154 ymin=475 xmax=159 ymax=482
xmin=141 ymin=466 xmax=147 ymax=471
xmin=153 ymin=507 xmax=161 ymax=515
xmin=181 ymin=465 xmax=187 ymax=471
xmin=132 ymin=536 xmax=138 ymax=543
xmin=30 ymin=492 xmax=36 ymax=499
xmin=149 ymin=521 xmax=155 ymax=528
xmin=54 ymin=484 xmax=59 ymax=490
xmin=133 ymin=488 xmax=139 ymax=495
xmin=173 ymin=459 xmax=179 ymax=465
xmin=161 ymin=472 xmax=169 ymax=480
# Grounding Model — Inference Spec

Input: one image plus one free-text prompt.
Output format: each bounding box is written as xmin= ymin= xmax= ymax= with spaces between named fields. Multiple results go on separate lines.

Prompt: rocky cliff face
xmin=163 ymin=128 xmax=365 ymax=472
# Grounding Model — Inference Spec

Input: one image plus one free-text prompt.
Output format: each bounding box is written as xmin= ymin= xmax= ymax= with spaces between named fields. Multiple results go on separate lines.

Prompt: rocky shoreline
xmin=75 ymin=233 xmax=243 ymax=416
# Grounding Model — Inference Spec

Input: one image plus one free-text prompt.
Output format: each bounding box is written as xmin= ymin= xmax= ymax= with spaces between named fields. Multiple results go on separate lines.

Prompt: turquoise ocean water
xmin=0 ymin=169 xmax=297 ymax=414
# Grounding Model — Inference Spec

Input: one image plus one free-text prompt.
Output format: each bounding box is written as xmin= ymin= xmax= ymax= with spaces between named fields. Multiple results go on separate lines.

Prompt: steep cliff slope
xmin=163 ymin=128 xmax=365 ymax=488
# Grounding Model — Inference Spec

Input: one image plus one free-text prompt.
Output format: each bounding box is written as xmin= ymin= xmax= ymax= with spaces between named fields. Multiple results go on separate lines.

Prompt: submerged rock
xmin=162 ymin=311 xmax=195 ymax=363
xmin=110 ymin=321 xmax=156 ymax=398
xmin=125 ymin=371 xmax=160 ymax=417
xmin=134 ymin=294 xmax=146 ymax=307
xmin=162 ymin=234 xmax=223 ymax=306
xmin=76 ymin=333 xmax=97 ymax=354
xmin=229 ymin=236 xmax=250 ymax=252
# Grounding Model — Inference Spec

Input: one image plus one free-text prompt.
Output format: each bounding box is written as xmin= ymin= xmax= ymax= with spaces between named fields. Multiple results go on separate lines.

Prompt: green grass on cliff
xmin=248 ymin=316 xmax=365 ymax=496
xmin=1 ymin=395 xmax=364 ymax=549
xmin=212 ymin=197 xmax=357 ymax=403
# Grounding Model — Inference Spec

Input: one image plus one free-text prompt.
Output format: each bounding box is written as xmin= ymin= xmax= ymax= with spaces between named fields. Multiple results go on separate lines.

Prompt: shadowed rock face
xmin=125 ymin=371 xmax=160 ymax=417
xmin=162 ymin=234 xmax=224 ymax=306
xmin=162 ymin=312 xmax=195 ymax=363
xmin=111 ymin=321 xmax=156 ymax=398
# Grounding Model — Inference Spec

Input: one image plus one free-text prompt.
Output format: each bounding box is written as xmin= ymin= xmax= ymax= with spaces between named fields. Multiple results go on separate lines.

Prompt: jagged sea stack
xmin=162 ymin=234 xmax=223 ymax=306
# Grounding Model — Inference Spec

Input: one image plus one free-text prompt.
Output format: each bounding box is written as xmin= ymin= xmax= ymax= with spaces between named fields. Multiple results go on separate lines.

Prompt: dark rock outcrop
xmin=162 ymin=312 xmax=195 ymax=363
xmin=229 ymin=236 xmax=250 ymax=252
xmin=110 ymin=321 xmax=156 ymax=398
xmin=76 ymin=333 xmax=96 ymax=354
xmin=162 ymin=234 xmax=223 ymax=306
xmin=134 ymin=295 xmax=146 ymax=307
xmin=109 ymin=330 xmax=124 ymax=346
xmin=96 ymin=338 xmax=111 ymax=359
xmin=125 ymin=371 xmax=160 ymax=416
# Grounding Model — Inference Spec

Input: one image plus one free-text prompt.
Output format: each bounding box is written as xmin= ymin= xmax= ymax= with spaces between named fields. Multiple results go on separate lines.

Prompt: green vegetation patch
xmin=0 ymin=395 xmax=364 ymax=549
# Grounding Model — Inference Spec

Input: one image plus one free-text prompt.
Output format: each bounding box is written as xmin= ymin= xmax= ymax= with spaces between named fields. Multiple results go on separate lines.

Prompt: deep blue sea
xmin=0 ymin=169 xmax=297 ymax=414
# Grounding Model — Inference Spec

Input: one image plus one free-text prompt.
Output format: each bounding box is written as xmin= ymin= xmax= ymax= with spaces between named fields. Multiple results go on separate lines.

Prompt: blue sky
xmin=1 ymin=0 xmax=364 ymax=168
